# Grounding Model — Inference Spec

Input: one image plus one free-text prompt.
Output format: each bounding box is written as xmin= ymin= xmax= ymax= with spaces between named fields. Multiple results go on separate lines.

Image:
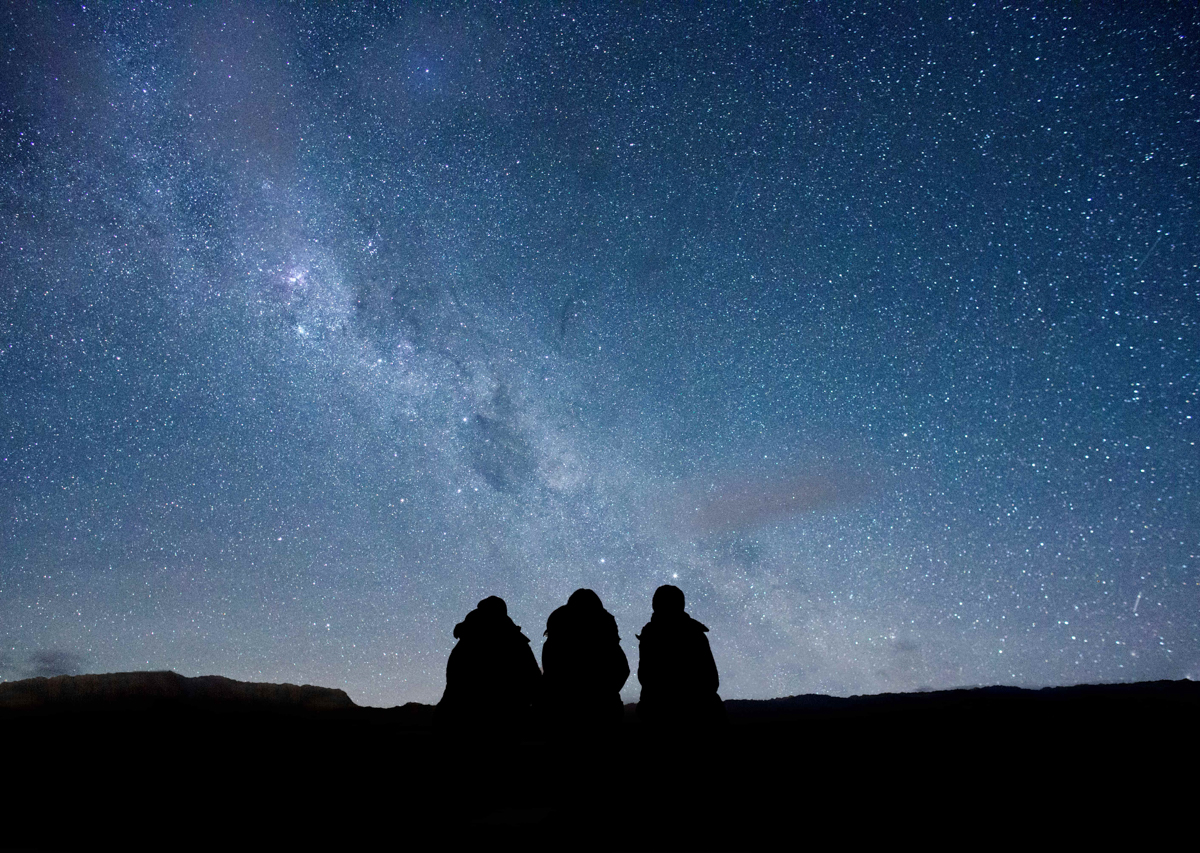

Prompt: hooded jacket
xmin=437 ymin=600 xmax=541 ymax=731
xmin=636 ymin=610 xmax=722 ymax=726
xmin=541 ymin=590 xmax=629 ymax=733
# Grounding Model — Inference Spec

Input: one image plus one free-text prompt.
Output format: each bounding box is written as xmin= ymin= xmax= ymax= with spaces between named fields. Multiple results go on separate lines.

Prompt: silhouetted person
xmin=636 ymin=585 xmax=725 ymax=730
xmin=541 ymin=588 xmax=629 ymax=737
xmin=436 ymin=596 xmax=541 ymax=736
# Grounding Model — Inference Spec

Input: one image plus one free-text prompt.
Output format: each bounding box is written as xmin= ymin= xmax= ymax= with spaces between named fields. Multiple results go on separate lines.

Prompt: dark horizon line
xmin=2 ymin=667 xmax=1194 ymax=710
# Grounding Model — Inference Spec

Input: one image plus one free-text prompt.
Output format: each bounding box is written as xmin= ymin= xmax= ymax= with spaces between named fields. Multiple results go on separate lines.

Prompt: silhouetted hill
xmin=0 ymin=670 xmax=354 ymax=711
xmin=4 ymin=673 xmax=1196 ymax=850
xmin=0 ymin=669 xmax=435 ymax=724
xmin=726 ymin=677 xmax=1200 ymax=723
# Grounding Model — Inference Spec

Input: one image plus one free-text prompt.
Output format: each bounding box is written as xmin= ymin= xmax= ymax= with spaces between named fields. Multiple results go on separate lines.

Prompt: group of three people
xmin=437 ymin=585 xmax=724 ymax=735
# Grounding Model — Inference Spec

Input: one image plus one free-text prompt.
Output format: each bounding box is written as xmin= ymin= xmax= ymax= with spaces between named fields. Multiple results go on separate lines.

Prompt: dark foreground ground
xmin=3 ymin=673 xmax=1197 ymax=851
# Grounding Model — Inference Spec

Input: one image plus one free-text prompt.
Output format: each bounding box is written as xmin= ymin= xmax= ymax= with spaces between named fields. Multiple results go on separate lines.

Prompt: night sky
xmin=2 ymin=2 xmax=1197 ymax=707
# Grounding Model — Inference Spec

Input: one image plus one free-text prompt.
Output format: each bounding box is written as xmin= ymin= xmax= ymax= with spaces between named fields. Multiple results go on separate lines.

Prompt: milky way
xmin=2 ymin=3 xmax=1197 ymax=706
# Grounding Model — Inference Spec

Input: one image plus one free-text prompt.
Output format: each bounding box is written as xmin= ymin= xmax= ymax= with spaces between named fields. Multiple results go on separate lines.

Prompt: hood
xmin=544 ymin=602 xmax=620 ymax=641
xmin=453 ymin=608 xmax=528 ymax=642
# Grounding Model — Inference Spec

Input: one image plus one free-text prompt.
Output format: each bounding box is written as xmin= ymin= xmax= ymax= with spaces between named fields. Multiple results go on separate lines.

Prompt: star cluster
xmin=2 ymin=2 xmax=1197 ymax=705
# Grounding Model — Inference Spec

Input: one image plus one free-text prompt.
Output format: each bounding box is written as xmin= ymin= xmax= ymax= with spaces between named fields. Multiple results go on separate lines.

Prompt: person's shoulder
xmin=452 ymin=613 xmax=477 ymax=639
xmin=601 ymin=609 xmax=620 ymax=635
xmin=544 ymin=604 xmax=569 ymax=631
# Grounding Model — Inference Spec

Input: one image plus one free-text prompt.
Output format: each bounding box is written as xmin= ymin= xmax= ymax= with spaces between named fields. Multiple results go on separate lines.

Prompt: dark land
xmin=4 ymin=672 xmax=1196 ymax=850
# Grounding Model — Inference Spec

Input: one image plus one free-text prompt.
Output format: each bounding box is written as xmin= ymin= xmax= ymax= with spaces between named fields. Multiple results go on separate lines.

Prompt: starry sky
xmin=1 ymin=2 xmax=1197 ymax=707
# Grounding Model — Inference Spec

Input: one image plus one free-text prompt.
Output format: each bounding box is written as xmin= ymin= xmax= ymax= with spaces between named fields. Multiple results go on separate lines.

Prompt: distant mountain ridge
xmin=4 ymin=668 xmax=1197 ymax=718
xmin=0 ymin=669 xmax=356 ymax=712
xmin=724 ymin=677 xmax=1200 ymax=720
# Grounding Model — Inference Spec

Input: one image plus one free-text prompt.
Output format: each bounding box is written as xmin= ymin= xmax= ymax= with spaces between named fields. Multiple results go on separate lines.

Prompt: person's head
xmin=652 ymin=584 xmax=685 ymax=615
xmin=567 ymin=588 xmax=604 ymax=611
xmin=455 ymin=596 xmax=508 ymax=638
xmin=476 ymin=595 xmax=508 ymax=618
